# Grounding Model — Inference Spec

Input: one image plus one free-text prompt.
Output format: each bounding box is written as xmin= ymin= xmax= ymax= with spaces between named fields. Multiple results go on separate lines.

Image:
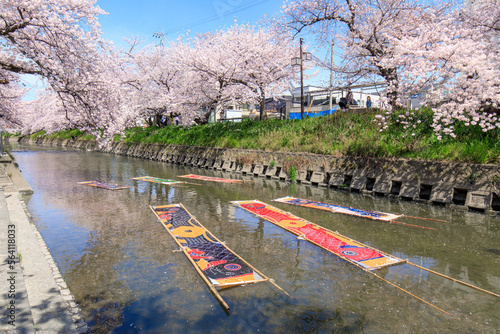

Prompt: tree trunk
xmin=379 ymin=67 xmax=403 ymax=110
xmin=259 ymin=89 xmax=266 ymax=121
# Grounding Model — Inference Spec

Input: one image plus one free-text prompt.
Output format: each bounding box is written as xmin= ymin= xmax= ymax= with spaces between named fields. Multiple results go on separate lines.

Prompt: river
xmin=10 ymin=144 xmax=500 ymax=333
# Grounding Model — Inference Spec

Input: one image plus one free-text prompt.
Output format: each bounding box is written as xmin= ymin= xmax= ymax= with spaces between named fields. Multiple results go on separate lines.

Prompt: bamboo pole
xmin=150 ymin=205 xmax=231 ymax=312
xmin=370 ymin=272 xmax=452 ymax=316
xmin=216 ymin=279 xmax=269 ymax=289
xmin=403 ymin=215 xmax=447 ymax=223
xmin=153 ymin=203 xmax=293 ymax=311
xmin=408 ymin=262 xmax=500 ymax=298
xmin=390 ymin=220 xmax=436 ymax=230
xmin=232 ymin=200 xmax=407 ymax=270
xmin=180 ymin=204 xmax=294 ymax=299
xmin=274 ymin=197 xmax=446 ymax=226
xmin=131 ymin=177 xmax=190 ymax=187
xmin=78 ymin=181 xmax=131 ymax=190
xmin=232 ymin=200 xmax=455 ymax=315
xmin=344 ymin=251 xmax=451 ymax=316
xmin=177 ymin=243 xmax=231 ymax=312
xmin=178 ymin=175 xmax=242 ymax=183
xmin=267 ymin=279 xmax=295 ymax=299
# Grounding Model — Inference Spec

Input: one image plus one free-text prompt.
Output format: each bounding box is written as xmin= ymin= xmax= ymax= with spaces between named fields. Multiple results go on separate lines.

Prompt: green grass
xmin=288 ymin=166 xmax=298 ymax=182
xmin=23 ymin=108 xmax=500 ymax=164
xmin=47 ymin=129 xmax=94 ymax=140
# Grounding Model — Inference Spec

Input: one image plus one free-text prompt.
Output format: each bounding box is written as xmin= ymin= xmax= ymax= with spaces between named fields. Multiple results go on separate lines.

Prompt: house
xmin=287 ymin=83 xmax=384 ymax=117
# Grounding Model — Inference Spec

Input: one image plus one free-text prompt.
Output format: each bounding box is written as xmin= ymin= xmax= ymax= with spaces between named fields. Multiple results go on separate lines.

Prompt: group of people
xmin=338 ymin=89 xmax=372 ymax=110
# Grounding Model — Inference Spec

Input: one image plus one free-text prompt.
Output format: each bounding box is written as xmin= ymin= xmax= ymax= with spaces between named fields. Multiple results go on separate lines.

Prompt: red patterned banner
xmin=232 ymin=200 xmax=406 ymax=271
xmin=178 ymin=174 xmax=243 ymax=183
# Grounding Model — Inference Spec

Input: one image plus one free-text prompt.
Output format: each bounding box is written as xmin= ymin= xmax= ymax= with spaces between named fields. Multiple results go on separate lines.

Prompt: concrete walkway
xmin=0 ymin=155 xmax=86 ymax=333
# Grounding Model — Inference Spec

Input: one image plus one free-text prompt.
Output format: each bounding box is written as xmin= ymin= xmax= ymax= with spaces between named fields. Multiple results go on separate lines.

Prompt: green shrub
xmin=288 ymin=166 xmax=297 ymax=183
xmin=23 ymin=108 xmax=500 ymax=165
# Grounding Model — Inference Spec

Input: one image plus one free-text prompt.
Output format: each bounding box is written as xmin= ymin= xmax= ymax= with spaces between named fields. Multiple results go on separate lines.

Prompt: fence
xmin=289 ymin=106 xmax=337 ymax=120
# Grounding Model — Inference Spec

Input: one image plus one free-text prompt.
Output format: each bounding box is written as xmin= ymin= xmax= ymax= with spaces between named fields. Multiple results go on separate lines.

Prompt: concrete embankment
xmin=0 ymin=154 xmax=87 ymax=333
xmin=14 ymin=136 xmax=500 ymax=214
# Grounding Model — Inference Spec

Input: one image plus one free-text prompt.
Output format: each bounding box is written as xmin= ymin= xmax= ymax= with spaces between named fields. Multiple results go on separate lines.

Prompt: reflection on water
xmin=10 ymin=144 xmax=500 ymax=333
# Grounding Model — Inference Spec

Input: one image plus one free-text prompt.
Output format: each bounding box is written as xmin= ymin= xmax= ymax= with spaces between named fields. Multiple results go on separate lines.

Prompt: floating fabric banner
xmin=150 ymin=204 xmax=267 ymax=291
xmin=273 ymin=196 xmax=402 ymax=222
xmin=131 ymin=176 xmax=184 ymax=185
xmin=178 ymin=174 xmax=243 ymax=183
xmin=78 ymin=181 xmax=130 ymax=191
xmin=232 ymin=200 xmax=406 ymax=271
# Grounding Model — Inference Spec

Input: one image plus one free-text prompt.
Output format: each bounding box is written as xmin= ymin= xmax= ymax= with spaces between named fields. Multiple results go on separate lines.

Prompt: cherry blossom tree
xmin=0 ymin=70 xmax=24 ymax=131
xmin=1 ymin=0 xmax=109 ymax=131
xmin=170 ymin=30 xmax=255 ymax=123
xmin=426 ymin=0 xmax=499 ymax=137
xmin=2 ymin=1 xmax=296 ymax=135
xmin=282 ymin=0 xmax=454 ymax=109
xmin=221 ymin=24 xmax=295 ymax=119
xmin=380 ymin=0 xmax=500 ymax=137
xmin=171 ymin=24 xmax=296 ymax=122
xmin=0 ymin=0 xmax=105 ymax=77
xmin=283 ymin=0 xmax=500 ymax=138
xmin=113 ymin=41 xmax=188 ymax=128
xmin=19 ymin=89 xmax=71 ymax=134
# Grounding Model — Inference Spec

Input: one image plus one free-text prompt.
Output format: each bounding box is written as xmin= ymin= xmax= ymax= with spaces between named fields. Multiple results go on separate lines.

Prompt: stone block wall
xmin=15 ymin=137 xmax=500 ymax=214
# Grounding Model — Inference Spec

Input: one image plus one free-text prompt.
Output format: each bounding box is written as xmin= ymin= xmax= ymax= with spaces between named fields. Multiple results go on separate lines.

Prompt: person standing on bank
xmin=366 ymin=96 xmax=372 ymax=109
xmin=346 ymin=89 xmax=353 ymax=106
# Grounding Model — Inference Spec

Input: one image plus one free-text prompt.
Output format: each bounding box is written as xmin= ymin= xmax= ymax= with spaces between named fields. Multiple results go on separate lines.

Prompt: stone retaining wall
xmin=15 ymin=137 xmax=500 ymax=214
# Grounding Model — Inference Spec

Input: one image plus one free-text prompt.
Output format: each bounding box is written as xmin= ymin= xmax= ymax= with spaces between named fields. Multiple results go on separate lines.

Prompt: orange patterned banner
xmin=178 ymin=174 xmax=243 ymax=183
xmin=232 ymin=200 xmax=406 ymax=271
xmin=151 ymin=204 xmax=265 ymax=287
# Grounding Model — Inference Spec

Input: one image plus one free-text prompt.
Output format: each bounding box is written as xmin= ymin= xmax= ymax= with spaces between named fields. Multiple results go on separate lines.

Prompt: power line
xmin=164 ymin=0 xmax=272 ymax=33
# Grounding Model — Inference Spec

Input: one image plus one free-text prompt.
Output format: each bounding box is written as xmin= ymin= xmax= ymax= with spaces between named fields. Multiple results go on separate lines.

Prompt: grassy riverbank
xmin=19 ymin=108 xmax=500 ymax=164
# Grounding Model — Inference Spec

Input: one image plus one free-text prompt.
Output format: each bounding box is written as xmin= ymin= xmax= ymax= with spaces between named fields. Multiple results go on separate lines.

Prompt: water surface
xmin=11 ymin=145 xmax=500 ymax=333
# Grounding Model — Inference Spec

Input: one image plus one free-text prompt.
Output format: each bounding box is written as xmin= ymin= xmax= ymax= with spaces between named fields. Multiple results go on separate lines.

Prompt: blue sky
xmin=96 ymin=0 xmax=287 ymax=47
xmin=22 ymin=0 xmax=287 ymax=100
xmin=22 ymin=0 xmax=329 ymax=100
xmin=94 ymin=0 xmax=331 ymax=85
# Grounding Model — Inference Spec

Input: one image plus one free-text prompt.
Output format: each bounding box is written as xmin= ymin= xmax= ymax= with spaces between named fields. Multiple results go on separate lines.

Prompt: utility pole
xmin=153 ymin=30 xmax=165 ymax=47
xmin=299 ymin=37 xmax=305 ymax=119
xmin=329 ymin=38 xmax=334 ymax=111
xmin=292 ymin=38 xmax=311 ymax=120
